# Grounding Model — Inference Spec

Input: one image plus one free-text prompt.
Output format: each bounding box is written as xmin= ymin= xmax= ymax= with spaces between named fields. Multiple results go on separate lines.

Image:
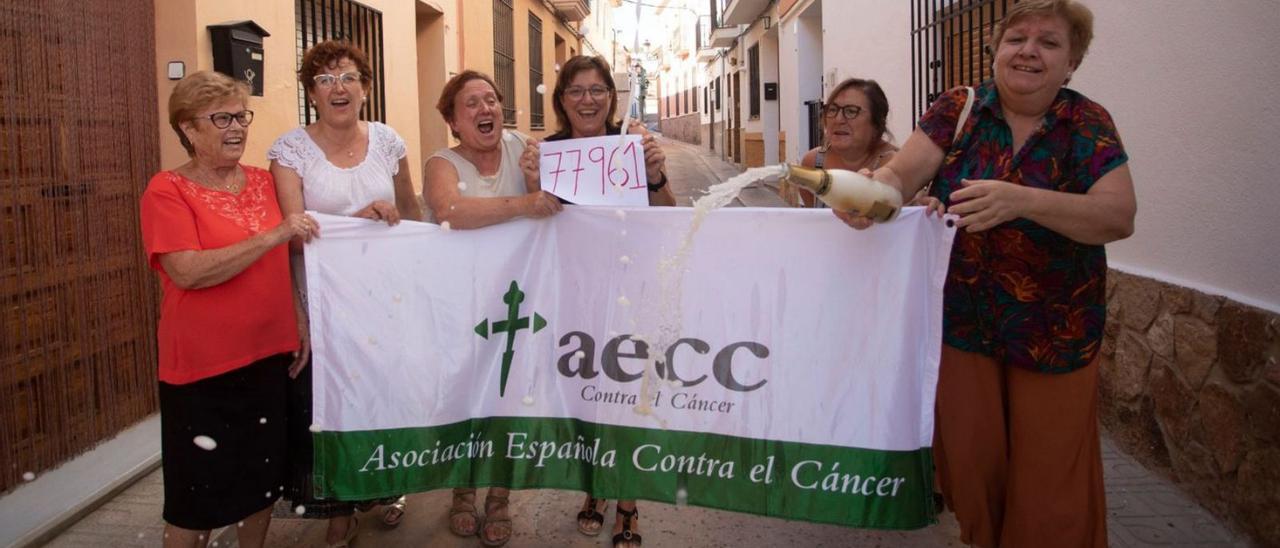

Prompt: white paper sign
xmin=539 ymin=134 xmax=649 ymax=206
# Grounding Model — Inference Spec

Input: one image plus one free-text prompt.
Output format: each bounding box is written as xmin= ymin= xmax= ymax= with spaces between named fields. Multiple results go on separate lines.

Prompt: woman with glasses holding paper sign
xmin=519 ymin=55 xmax=675 ymax=209
xmin=140 ymin=70 xmax=316 ymax=547
xmin=268 ymin=39 xmax=421 ymax=546
xmin=423 ymin=69 xmax=560 ymax=547
xmin=518 ymin=54 xmax=672 ymax=548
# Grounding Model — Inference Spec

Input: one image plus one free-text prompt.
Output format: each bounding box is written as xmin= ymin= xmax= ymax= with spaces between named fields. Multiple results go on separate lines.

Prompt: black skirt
xmin=159 ymin=353 xmax=290 ymax=530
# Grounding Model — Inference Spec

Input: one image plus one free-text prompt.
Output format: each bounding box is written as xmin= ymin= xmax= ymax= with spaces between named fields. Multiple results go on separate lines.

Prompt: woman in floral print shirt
xmin=837 ymin=1 xmax=1135 ymax=546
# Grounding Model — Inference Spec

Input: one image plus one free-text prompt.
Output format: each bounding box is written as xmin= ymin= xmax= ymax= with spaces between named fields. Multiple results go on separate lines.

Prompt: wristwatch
xmin=647 ymin=171 xmax=668 ymax=192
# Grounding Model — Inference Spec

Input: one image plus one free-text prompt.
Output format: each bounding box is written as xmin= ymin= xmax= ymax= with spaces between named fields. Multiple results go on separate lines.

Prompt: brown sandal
xmin=448 ymin=488 xmax=479 ymax=537
xmin=612 ymin=505 xmax=642 ymax=547
xmin=481 ymin=494 xmax=513 ymax=547
xmin=576 ymin=496 xmax=608 ymax=536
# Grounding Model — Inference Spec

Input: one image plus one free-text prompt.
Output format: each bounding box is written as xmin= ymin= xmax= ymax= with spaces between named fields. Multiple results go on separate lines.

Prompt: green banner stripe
xmin=315 ymin=417 xmax=937 ymax=529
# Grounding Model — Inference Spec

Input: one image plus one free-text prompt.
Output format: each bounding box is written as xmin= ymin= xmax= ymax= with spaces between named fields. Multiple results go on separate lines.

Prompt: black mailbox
xmin=763 ymin=82 xmax=778 ymax=101
xmin=208 ymin=20 xmax=270 ymax=96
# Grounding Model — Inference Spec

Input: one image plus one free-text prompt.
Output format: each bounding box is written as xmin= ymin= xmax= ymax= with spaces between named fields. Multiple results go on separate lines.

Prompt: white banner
xmin=306 ymin=207 xmax=954 ymax=451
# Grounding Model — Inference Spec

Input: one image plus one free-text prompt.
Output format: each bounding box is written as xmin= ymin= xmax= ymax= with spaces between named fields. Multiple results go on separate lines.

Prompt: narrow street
xmin=45 ymin=135 xmax=1245 ymax=548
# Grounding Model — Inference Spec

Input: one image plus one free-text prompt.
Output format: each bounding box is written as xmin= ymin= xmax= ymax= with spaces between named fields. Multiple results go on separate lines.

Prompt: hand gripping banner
xmin=304 ymin=206 xmax=956 ymax=529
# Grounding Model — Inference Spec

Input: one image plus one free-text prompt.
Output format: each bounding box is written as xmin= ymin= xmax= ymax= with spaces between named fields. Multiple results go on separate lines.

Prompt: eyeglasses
xmin=312 ymin=72 xmax=363 ymax=89
xmin=196 ymin=110 xmax=254 ymax=129
xmin=563 ymin=86 xmax=611 ymax=101
xmin=822 ymin=104 xmax=864 ymax=120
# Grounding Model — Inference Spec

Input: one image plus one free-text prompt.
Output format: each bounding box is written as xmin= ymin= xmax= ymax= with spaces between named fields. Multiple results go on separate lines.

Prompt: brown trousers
xmin=933 ymin=345 xmax=1108 ymax=548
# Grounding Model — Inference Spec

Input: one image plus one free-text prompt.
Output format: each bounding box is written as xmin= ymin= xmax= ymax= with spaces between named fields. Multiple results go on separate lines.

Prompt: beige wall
xmin=153 ymin=0 xmax=437 ymax=191
xmin=459 ymin=0 xmax=582 ymax=139
xmin=153 ymin=0 xmax=585 ymax=186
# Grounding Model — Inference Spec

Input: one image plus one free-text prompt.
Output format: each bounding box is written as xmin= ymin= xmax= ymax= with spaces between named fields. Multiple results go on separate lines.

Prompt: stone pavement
xmin=43 ymin=135 xmax=1250 ymax=547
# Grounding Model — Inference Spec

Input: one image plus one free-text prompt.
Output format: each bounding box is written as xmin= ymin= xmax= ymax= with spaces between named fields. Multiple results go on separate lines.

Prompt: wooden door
xmin=0 ymin=0 xmax=159 ymax=494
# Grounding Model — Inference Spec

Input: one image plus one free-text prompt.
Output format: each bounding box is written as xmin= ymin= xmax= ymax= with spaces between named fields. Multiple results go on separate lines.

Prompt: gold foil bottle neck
xmin=784 ymin=164 xmax=831 ymax=196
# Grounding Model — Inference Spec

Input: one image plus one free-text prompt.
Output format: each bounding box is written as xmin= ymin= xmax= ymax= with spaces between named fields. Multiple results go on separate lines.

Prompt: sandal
xmin=576 ymin=496 xmax=608 ymax=536
xmin=481 ymin=493 xmax=513 ymax=547
xmin=382 ymin=496 xmax=406 ymax=527
xmin=612 ymin=505 xmax=642 ymax=547
xmin=448 ymin=488 xmax=479 ymax=537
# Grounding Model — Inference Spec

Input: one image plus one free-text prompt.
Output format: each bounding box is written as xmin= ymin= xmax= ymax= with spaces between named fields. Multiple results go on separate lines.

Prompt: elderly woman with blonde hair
xmin=140 ymin=70 xmax=317 ymax=548
xmin=837 ymin=1 xmax=1135 ymax=546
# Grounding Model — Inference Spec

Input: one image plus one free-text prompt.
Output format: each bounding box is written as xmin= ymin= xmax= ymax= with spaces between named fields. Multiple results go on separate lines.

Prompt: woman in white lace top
xmin=266 ymin=40 xmax=421 ymax=547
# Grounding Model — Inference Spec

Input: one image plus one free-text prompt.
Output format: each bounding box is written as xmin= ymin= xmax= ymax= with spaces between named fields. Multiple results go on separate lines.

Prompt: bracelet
xmin=647 ymin=171 xmax=668 ymax=192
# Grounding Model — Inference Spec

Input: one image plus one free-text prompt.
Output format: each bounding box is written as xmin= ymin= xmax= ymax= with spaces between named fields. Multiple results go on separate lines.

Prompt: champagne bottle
xmin=783 ymin=164 xmax=903 ymax=222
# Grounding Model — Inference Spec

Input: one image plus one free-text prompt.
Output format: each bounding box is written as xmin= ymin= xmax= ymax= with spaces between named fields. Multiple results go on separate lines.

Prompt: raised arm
xmin=835 ymin=129 xmax=946 ymax=229
xmin=158 ymin=215 xmax=316 ymax=290
xmin=951 ymin=163 xmax=1135 ymax=245
xmin=425 ymin=156 xmax=560 ymax=229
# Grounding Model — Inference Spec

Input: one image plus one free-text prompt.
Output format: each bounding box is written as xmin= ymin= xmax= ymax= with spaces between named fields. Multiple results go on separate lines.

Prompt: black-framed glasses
xmin=313 ymin=72 xmax=363 ymax=89
xmin=563 ymin=86 xmax=611 ymax=101
xmin=822 ymin=104 xmax=863 ymax=120
xmin=196 ymin=110 xmax=254 ymax=129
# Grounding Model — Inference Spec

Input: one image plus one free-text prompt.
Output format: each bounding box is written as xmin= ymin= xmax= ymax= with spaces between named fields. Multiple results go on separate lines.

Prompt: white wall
xmin=818 ymin=0 xmax=1280 ymax=311
xmin=821 ymin=0 xmax=913 ymax=145
xmin=780 ymin=0 xmax=823 ymax=161
xmin=1074 ymin=0 xmax=1280 ymax=311
xmin=761 ymin=27 xmax=781 ymax=164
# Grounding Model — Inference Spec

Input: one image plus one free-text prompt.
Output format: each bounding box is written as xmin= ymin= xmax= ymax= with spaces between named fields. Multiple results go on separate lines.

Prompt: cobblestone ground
xmin=47 ymin=135 xmax=1249 ymax=548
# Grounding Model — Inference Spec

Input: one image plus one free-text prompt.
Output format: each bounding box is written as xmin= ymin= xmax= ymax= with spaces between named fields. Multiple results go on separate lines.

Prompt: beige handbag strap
xmin=954 ymin=86 xmax=975 ymax=145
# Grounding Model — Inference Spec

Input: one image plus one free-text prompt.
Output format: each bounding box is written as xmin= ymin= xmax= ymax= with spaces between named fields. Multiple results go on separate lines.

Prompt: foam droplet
xmin=521 ymin=395 xmax=535 ymax=406
xmin=441 ymin=221 xmax=452 ymax=232
xmin=137 ymin=532 xmax=145 ymax=539
xmin=535 ymin=84 xmax=546 ymax=94
xmin=619 ymin=255 xmax=631 ymax=264
xmin=265 ymin=490 xmax=273 ymax=498
xmin=620 ymin=229 xmax=628 ymax=237
xmin=392 ymin=294 xmax=402 ymax=303
xmin=617 ymin=295 xmax=631 ymax=307
xmin=309 ymin=423 xmax=323 ymax=433
xmin=21 ymin=471 xmax=35 ymax=481
xmin=573 ymin=350 xmax=585 ymax=359
xmin=457 ymin=181 xmax=468 ymax=191
xmin=676 ymin=487 xmax=689 ymax=506
xmin=554 ymin=63 xmax=561 ymax=72
xmin=259 ymin=417 xmax=267 ymax=424
xmin=295 ymin=505 xmax=307 ymax=515
xmin=614 ymin=209 xmax=627 ymax=220
xmin=238 ymin=522 xmax=244 ymax=528
xmin=193 ymin=435 xmax=218 ymax=451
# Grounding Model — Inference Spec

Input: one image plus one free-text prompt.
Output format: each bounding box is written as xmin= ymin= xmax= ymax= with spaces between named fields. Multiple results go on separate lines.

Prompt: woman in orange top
xmin=140 ymin=70 xmax=317 ymax=548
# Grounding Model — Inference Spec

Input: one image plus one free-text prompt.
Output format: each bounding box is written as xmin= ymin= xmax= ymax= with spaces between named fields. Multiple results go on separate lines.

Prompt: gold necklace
xmin=184 ymin=166 xmax=241 ymax=192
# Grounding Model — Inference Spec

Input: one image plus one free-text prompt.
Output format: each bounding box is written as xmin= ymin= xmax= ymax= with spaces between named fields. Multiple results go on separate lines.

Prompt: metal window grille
xmin=493 ymin=0 xmax=517 ymax=125
xmin=295 ymin=0 xmax=387 ymax=126
xmin=747 ymin=44 xmax=760 ymax=117
xmin=805 ymin=99 xmax=823 ymax=150
xmin=910 ymin=0 xmax=1014 ymax=124
xmin=529 ymin=13 xmax=544 ymax=129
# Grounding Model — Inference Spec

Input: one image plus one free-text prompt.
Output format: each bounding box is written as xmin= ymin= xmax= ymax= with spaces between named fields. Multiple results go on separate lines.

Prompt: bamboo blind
xmin=0 ymin=0 xmax=159 ymax=495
